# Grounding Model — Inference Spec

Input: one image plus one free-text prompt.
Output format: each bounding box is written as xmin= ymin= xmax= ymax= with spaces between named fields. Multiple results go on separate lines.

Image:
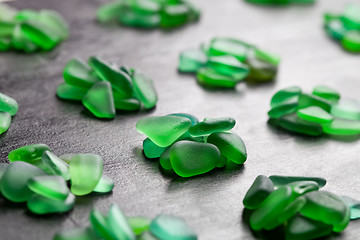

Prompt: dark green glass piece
xmin=277 ymin=113 xmax=323 ymax=136
xmin=27 ymin=192 xmax=75 ymax=215
xmin=270 ymin=86 xmax=302 ymax=108
xmin=114 ymin=98 xmax=141 ymax=111
xmin=178 ymin=49 xmax=207 ymax=73
xmin=196 ymin=68 xmax=247 ymax=88
xmin=0 ymin=161 xmax=47 ymax=203
xmin=149 ymin=214 xmax=197 ymax=240
xmin=243 ymin=175 xmax=274 ymax=210
xmin=132 ymin=71 xmax=158 ymax=109
xmin=0 ymin=37 xmax=11 ymax=51
xmin=107 ymin=204 xmax=136 ymax=240
xmin=82 ymin=81 xmax=116 ymax=119
xmin=54 ymin=227 xmax=99 ymax=240
xmin=159 ymin=148 xmax=172 ymax=170
xmin=269 ymin=175 xmax=327 ymax=188
xmin=143 ymin=138 xmax=168 ymax=159
xmin=56 ymin=83 xmax=88 ymax=101
xmin=268 ymin=100 xmax=298 ymax=119
xmin=160 ymin=4 xmax=189 ymax=29
xmin=11 ymin=25 xmax=38 ymax=53
xmin=169 ymin=140 xmax=220 ymax=177
xmin=325 ymin=19 xmax=346 ymax=40
xmin=297 ymin=106 xmax=334 ymax=124
xmin=298 ymin=93 xmax=332 ymax=112
xmin=0 ymin=21 xmax=15 ymax=37
xmin=42 ymin=150 xmax=70 ymax=180
xmin=207 ymin=132 xmax=247 ymax=164
xmin=0 ymin=111 xmax=11 ymax=134
xmin=8 ymin=143 xmax=51 ymax=162
xmin=246 ymin=57 xmax=277 ymax=83
xmin=28 ymin=175 xmax=69 ymax=200
xmin=286 ymin=215 xmax=333 ymax=240
xmin=128 ymin=217 xmax=151 ymax=236
xmin=0 ymin=92 xmax=18 ymax=116
xmin=188 ymin=117 xmax=236 ymax=136
xmin=63 ymin=58 xmax=99 ymax=89
xmin=93 ymin=174 xmax=114 ymax=193
xmin=90 ymin=208 xmax=115 ymax=240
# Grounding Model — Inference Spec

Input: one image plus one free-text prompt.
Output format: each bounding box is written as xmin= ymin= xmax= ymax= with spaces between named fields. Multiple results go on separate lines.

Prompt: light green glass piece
xmin=286 ymin=215 xmax=333 ymax=240
xmin=207 ymin=55 xmax=249 ymax=76
xmin=243 ymin=175 xmax=274 ymax=210
xmin=249 ymin=186 xmax=293 ymax=231
xmin=269 ymin=175 xmax=326 ymax=188
xmin=270 ymin=86 xmax=302 ymax=108
xmin=8 ymin=143 xmax=51 ymax=162
xmin=216 ymin=155 xmax=227 ymax=168
xmin=0 ymin=112 xmax=11 ymax=134
xmin=143 ymin=138 xmax=168 ymax=159
xmin=207 ymin=132 xmax=247 ymax=164
xmin=90 ymin=208 xmax=115 ymax=240
xmin=159 ymin=148 xmax=172 ymax=170
xmin=132 ymin=71 xmax=158 ymax=109
xmin=119 ymin=10 xmax=160 ymax=28
xmin=149 ymin=214 xmax=197 ymax=240
xmin=196 ymin=68 xmax=247 ymax=88
xmin=97 ymin=1 xmax=124 ymax=22
xmin=11 ymin=25 xmax=38 ymax=53
xmin=300 ymin=191 xmax=350 ymax=232
xmin=28 ymin=175 xmax=69 ymax=200
xmin=136 ymin=116 xmax=192 ymax=147
xmin=82 ymin=81 xmax=116 ymax=119
xmin=114 ymin=98 xmax=141 ymax=111
xmin=0 ymin=37 xmax=11 ymax=51
xmin=277 ymin=113 xmax=323 ymax=136
xmin=297 ymin=106 xmax=334 ymax=124
xmin=0 ymin=92 xmax=18 ymax=116
xmin=63 ymin=58 xmax=99 ymax=89
xmin=331 ymin=99 xmax=360 ymax=121
xmin=254 ymin=48 xmax=281 ymax=66
xmin=160 ymin=4 xmax=190 ymax=29
xmin=178 ymin=49 xmax=207 ymax=73
xmin=246 ymin=57 xmax=277 ymax=83
xmin=54 ymin=227 xmax=99 ymax=240
xmin=27 ymin=192 xmax=75 ymax=215
xmin=56 ymin=83 xmax=88 ymax=101
xmin=325 ymin=19 xmax=346 ymax=40
xmin=0 ymin=3 xmax=17 ymax=22
xmin=0 ymin=161 xmax=47 ymax=203
xmin=14 ymin=9 xmax=38 ymax=21
xmin=89 ymin=56 xmax=133 ymax=98
xmin=268 ymin=100 xmax=298 ymax=119
xmin=341 ymin=196 xmax=360 ymax=220
xmin=342 ymin=31 xmax=360 ymax=52
xmin=42 ymin=150 xmax=70 ymax=180
xmin=69 ymin=154 xmax=103 ymax=196
xmin=312 ymin=85 xmax=340 ymax=102
xmin=322 ymin=118 xmax=360 ymax=136
xmin=188 ymin=117 xmax=236 ymax=136
xmin=37 ymin=10 xmax=69 ymax=40
xmin=169 ymin=140 xmax=220 ymax=177
xmin=209 ymin=38 xmax=251 ymax=62
xmin=107 ymin=204 xmax=136 ymax=240
xmin=20 ymin=20 xmax=62 ymax=50
xmin=128 ymin=217 xmax=151 ymax=236
xmin=93 ymin=174 xmax=114 ymax=193
xmin=0 ymin=21 xmax=15 ymax=37
xmin=341 ymin=4 xmax=360 ymax=30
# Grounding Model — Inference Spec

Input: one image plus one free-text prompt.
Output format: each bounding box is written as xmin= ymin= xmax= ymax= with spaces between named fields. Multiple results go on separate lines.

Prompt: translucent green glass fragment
xmin=97 ymin=1 xmax=124 ymax=22
xmin=132 ymin=71 xmax=157 ymax=109
xmin=27 ymin=192 xmax=75 ymax=215
xmin=0 ymin=112 xmax=11 ymax=134
xmin=63 ymin=58 xmax=99 ymax=89
xmin=54 ymin=227 xmax=99 ymax=240
xmin=90 ymin=208 xmax=115 ymax=240
xmin=322 ymin=118 xmax=360 ymax=135
xmin=270 ymin=86 xmax=302 ymax=108
xmin=0 ymin=161 xmax=47 ymax=202
xmin=331 ymin=99 xmax=360 ymax=121
xmin=341 ymin=196 xmax=360 ymax=220
xmin=93 ymin=174 xmax=114 ymax=193
xmin=178 ymin=49 xmax=207 ymax=73
xmin=207 ymin=55 xmax=249 ymax=76
xmin=287 ymin=181 xmax=319 ymax=197
xmin=114 ymin=98 xmax=141 ymax=111
xmin=209 ymin=37 xmax=250 ymax=62
xmin=14 ymin=9 xmax=38 ymax=21
xmin=56 ymin=83 xmax=88 ymax=101
xmin=196 ymin=68 xmax=246 ymax=88
xmin=341 ymin=4 xmax=360 ymax=30
xmin=0 ymin=21 xmax=15 ymax=37
xmin=107 ymin=204 xmax=136 ymax=240
xmin=325 ymin=19 xmax=346 ymax=40
xmin=69 ymin=154 xmax=103 ymax=196
xmin=42 ymin=150 xmax=70 ymax=180
xmin=297 ymin=106 xmax=334 ymax=124
xmin=0 ymin=37 xmax=11 ymax=51
xmin=269 ymin=175 xmax=326 ymax=188
xmin=128 ymin=216 xmax=151 ymax=236
xmin=254 ymin=48 xmax=281 ymax=66
xmin=207 ymin=132 xmax=247 ymax=164
xmin=159 ymin=148 xmax=172 ymax=170
xmin=246 ymin=57 xmax=277 ymax=83
xmin=82 ymin=81 xmax=116 ymax=119
xmin=149 ymin=214 xmax=197 ymax=240
xmin=0 ymin=92 xmax=18 ymax=116
xmin=129 ymin=0 xmax=161 ymax=15
xmin=11 ymin=25 xmax=38 ymax=53
xmin=268 ymin=101 xmax=298 ymax=119
xmin=37 ymin=10 xmax=69 ymax=39
xmin=143 ymin=138 xmax=168 ymax=159
xmin=169 ymin=140 xmax=220 ymax=177
xmin=189 ymin=117 xmax=236 ymax=136
xmin=160 ymin=4 xmax=190 ymax=29
xmin=136 ymin=116 xmax=192 ymax=147
xmin=312 ymin=85 xmax=340 ymax=102
xmin=286 ymin=215 xmax=332 ymax=240
xmin=243 ymin=175 xmax=274 ymax=210
xmin=168 ymin=113 xmax=199 ymax=126
xmin=277 ymin=113 xmax=323 ymax=136
xmin=342 ymin=31 xmax=360 ymax=52
xmin=119 ymin=10 xmax=160 ymax=28
xmin=8 ymin=143 xmax=51 ymax=162
xmin=28 ymin=175 xmax=69 ymax=200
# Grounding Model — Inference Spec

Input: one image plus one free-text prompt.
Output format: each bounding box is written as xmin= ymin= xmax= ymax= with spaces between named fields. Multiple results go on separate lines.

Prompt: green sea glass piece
xmin=8 ymin=143 xmax=51 ymax=162
xmin=188 ymin=117 xmax=236 ymax=136
xmin=254 ymin=48 xmax=281 ymax=66
xmin=297 ymin=106 xmax=334 ymax=124
xmin=288 ymin=181 xmax=319 ymax=197
xmin=168 ymin=113 xmax=199 ymax=126
xmin=11 ymin=25 xmax=38 ymax=53
xmin=269 ymin=175 xmax=326 ymax=188
xmin=169 ymin=140 xmax=220 ymax=177
xmin=0 ymin=21 xmax=15 ymax=37
xmin=300 ymin=191 xmax=350 ymax=232
xmin=93 ymin=174 xmax=114 ymax=193
xmin=143 ymin=138 xmax=168 ymax=159
xmin=216 ymin=155 xmax=227 ymax=168
xmin=114 ymin=98 xmax=141 ymax=111
xmin=0 ymin=161 xmax=47 ymax=202
xmin=28 ymin=175 xmax=69 ymax=200
xmin=325 ymin=19 xmax=346 ymax=40
xmin=270 ymin=86 xmax=302 ymax=108
xmin=286 ymin=215 xmax=333 ymax=240
xmin=312 ymin=85 xmax=340 ymax=102
xmin=341 ymin=196 xmax=360 ymax=220
xmin=0 ymin=112 xmax=11 ymax=134
xmin=341 ymin=4 xmax=360 ymax=30
xmin=38 ymin=10 xmax=69 ymax=39
xmin=207 ymin=132 xmax=247 ymax=164
xmin=90 ymin=208 xmax=115 ymax=240
xmin=0 ymin=37 xmax=11 ymax=51
xmin=277 ymin=113 xmax=323 ymax=136
xmin=56 ymin=83 xmax=88 ymax=101
xmin=149 ymin=214 xmax=197 ymax=240
xmin=178 ymin=49 xmax=207 ymax=72
xmin=59 ymin=153 xmax=76 ymax=164
xmin=136 ymin=116 xmax=192 ymax=147
xmin=42 ymin=150 xmax=70 ymax=180
xmin=54 ymin=227 xmax=98 ymax=240
xmin=0 ymin=92 xmax=18 ymax=116
xmin=27 ymin=192 xmax=75 ymax=215
xmin=331 ymin=99 xmax=360 ymax=121
xmin=207 ymin=55 xmax=249 ymax=76
xmin=298 ymin=93 xmax=332 ymax=112
xmin=69 ymin=154 xmax=103 ymax=196
xmin=128 ymin=217 xmax=151 ymax=236
xmin=119 ymin=11 xmax=160 ymax=28
xmin=63 ymin=58 xmax=99 ymax=89
xmin=88 ymin=56 xmax=133 ymax=98
xmin=160 ymin=4 xmax=189 ymax=29
xmin=107 ymin=204 xmax=136 ymax=240
xmin=322 ymin=118 xmax=360 ymax=135
xmin=14 ymin=9 xmax=38 ymax=21
xmin=268 ymin=100 xmax=298 ymax=119
xmin=196 ymin=68 xmax=247 ymax=88
xmin=132 ymin=71 xmax=157 ymax=109
xmin=246 ymin=57 xmax=277 ymax=82
xmin=243 ymin=175 xmax=274 ymax=210
xmin=97 ymin=1 xmax=124 ymax=22
xmin=342 ymin=31 xmax=360 ymax=52
xmin=209 ymin=38 xmax=250 ymax=62
xmin=82 ymin=81 xmax=116 ymax=119
xmin=159 ymin=148 xmax=172 ymax=170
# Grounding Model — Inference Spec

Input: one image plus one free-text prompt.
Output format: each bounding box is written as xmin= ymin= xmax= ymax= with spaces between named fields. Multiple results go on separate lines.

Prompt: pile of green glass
xmin=57 ymin=56 xmax=158 ymax=119
xmin=97 ymin=0 xmax=200 ymax=29
xmin=324 ymin=4 xmax=360 ymax=53
xmin=243 ymin=175 xmax=360 ymax=240
xmin=246 ymin=0 xmax=314 ymax=5
xmin=136 ymin=113 xmax=247 ymax=177
xmin=54 ymin=204 xmax=197 ymax=240
xmin=178 ymin=38 xmax=280 ymax=88
xmin=0 ymin=144 xmax=114 ymax=214
xmin=0 ymin=92 xmax=18 ymax=135
xmin=268 ymin=85 xmax=360 ymax=137
xmin=0 ymin=3 xmax=68 ymax=52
